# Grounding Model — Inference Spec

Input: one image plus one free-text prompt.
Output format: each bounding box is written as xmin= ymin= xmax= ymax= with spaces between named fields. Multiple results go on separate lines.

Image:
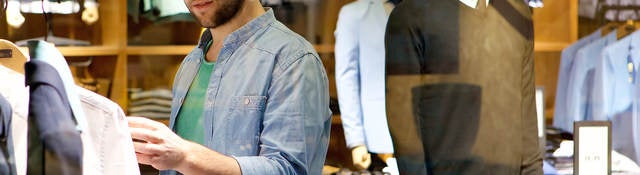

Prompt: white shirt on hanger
xmin=0 ymin=65 xmax=140 ymax=175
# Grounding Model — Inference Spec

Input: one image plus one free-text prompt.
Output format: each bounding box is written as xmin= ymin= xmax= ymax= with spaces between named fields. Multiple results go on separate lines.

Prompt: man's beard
xmin=208 ymin=0 xmax=244 ymax=28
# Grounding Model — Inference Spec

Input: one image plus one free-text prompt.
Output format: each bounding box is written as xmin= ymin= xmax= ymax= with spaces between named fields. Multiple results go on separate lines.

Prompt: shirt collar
xmin=198 ymin=8 xmax=276 ymax=49
xmin=459 ymin=0 xmax=490 ymax=8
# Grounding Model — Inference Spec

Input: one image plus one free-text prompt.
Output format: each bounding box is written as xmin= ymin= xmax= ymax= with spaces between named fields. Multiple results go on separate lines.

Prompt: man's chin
xmin=195 ymin=20 xmax=218 ymax=29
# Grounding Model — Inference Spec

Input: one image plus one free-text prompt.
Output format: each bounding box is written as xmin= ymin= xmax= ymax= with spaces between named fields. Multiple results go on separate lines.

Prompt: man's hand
xmin=128 ymin=117 xmax=241 ymax=174
xmin=351 ymin=145 xmax=371 ymax=170
xmin=128 ymin=117 xmax=189 ymax=170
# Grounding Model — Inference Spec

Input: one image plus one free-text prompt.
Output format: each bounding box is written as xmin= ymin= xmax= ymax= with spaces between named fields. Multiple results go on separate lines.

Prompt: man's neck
xmin=206 ymin=0 xmax=265 ymax=62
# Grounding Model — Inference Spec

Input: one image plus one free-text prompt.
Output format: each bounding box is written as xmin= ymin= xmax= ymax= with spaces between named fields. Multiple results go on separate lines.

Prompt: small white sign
xmin=575 ymin=121 xmax=611 ymax=175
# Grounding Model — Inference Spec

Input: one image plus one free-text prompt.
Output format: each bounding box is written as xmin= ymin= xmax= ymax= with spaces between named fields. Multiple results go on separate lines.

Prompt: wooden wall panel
xmin=532 ymin=0 xmax=576 ymax=123
xmin=533 ymin=0 xmax=578 ymax=43
xmin=533 ymin=51 xmax=561 ymax=124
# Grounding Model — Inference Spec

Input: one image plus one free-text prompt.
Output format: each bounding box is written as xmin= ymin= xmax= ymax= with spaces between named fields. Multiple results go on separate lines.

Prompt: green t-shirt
xmin=175 ymin=41 xmax=214 ymax=144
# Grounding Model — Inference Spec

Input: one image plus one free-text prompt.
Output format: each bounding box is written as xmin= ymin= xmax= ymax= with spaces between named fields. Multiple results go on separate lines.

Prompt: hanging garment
xmin=0 ymin=96 xmax=16 ymax=175
xmin=592 ymin=30 xmax=640 ymax=165
xmin=385 ymin=0 xmax=541 ymax=174
xmin=6 ymin=0 xmax=97 ymax=14
xmin=27 ymin=40 xmax=87 ymax=132
xmin=0 ymin=66 xmax=29 ymax=175
xmin=1 ymin=40 xmax=140 ymax=175
xmin=334 ymin=0 xmax=394 ymax=154
xmin=554 ymin=29 xmax=603 ymax=132
xmin=1 ymin=64 xmax=141 ymax=175
xmin=558 ymin=30 xmax=618 ymax=133
xmin=579 ymin=0 xmax=640 ymax=21
xmin=75 ymin=87 xmax=140 ymax=175
xmin=25 ymin=59 xmax=83 ymax=175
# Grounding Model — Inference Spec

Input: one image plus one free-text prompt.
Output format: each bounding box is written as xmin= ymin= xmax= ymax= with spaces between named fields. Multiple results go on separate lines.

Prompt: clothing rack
xmin=596 ymin=0 xmax=640 ymax=25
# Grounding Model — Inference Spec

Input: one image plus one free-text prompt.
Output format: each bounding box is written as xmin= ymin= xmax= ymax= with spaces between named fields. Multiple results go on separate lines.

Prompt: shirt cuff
xmin=233 ymin=156 xmax=280 ymax=175
xmin=347 ymin=142 xmax=366 ymax=150
xmin=84 ymin=1 xmax=98 ymax=8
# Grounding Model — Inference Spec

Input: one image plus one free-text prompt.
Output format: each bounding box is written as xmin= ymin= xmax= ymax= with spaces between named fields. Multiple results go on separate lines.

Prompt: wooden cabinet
xmin=532 ymin=0 xmax=578 ymax=124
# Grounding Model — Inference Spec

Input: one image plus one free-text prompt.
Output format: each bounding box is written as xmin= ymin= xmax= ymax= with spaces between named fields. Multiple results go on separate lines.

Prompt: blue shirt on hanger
xmin=560 ymin=30 xmax=617 ymax=133
xmin=554 ymin=29 xmax=602 ymax=132
xmin=593 ymin=30 xmax=640 ymax=165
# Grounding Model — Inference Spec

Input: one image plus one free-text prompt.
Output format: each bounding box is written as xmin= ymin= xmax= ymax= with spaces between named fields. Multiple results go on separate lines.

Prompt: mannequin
xmin=385 ymin=0 xmax=542 ymax=174
xmin=6 ymin=0 xmax=99 ymax=28
xmin=335 ymin=0 xmax=398 ymax=173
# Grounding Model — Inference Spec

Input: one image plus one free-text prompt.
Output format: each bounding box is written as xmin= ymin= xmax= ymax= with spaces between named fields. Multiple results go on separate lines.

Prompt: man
xmin=128 ymin=0 xmax=332 ymax=174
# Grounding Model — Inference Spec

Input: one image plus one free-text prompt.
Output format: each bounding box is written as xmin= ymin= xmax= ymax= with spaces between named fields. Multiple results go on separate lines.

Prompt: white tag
xmin=459 ymin=0 xmax=479 ymax=8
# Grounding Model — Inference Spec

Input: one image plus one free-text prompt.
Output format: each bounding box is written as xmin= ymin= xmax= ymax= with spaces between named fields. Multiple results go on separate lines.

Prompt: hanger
xmin=0 ymin=39 xmax=28 ymax=74
xmin=601 ymin=22 xmax=619 ymax=37
xmin=616 ymin=20 xmax=637 ymax=40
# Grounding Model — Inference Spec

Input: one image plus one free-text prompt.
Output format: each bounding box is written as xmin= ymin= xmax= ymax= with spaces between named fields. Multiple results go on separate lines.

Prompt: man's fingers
xmin=130 ymin=128 xmax=163 ymax=143
xmin=363 ymin=153 xmax=371 ymax=161
xmin=363 ymin=153 xmax=372 ymax=167
xmin=127 ymin=116 xmax=165 ymax=130
xmin=133 ymin=141 xmax=166 ymax=155
xmin=136 ymin=152 xmax=154 ymax=165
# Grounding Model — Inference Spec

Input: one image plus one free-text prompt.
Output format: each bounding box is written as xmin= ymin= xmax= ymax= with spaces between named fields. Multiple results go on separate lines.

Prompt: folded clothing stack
xmin=128 ymin=88 xmax=172 ymax=119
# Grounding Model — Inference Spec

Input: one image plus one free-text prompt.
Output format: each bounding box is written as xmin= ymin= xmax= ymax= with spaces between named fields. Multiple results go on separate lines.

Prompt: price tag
xmin=574 ymin=121 xmax=611 ymax=175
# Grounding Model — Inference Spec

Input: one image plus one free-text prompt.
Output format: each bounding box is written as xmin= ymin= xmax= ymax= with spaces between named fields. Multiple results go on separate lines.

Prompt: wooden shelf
xmin=19 ymin=46 xmax=120 ymax=57
xmin=534 ymin=41 xmax=570 ymax=52
xmin=58 ymin=46 xmax=120 ymax=56
xmin=126 ymin=45 xmax=195 ymax=55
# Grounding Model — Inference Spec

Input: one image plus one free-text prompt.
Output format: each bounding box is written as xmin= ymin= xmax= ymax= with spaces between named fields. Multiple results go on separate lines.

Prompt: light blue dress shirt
xmin=334 ymin=0 xmax=394 ymax=153
xmin=163 ymin=9 xmax=332 ymax=175
xmin=560 ymin=30 xmax=617 ymax=133
xmin=554 ymin=29 xmax=601 ymax=132
xmin=593 ymin=31 xmax=640 ymax=165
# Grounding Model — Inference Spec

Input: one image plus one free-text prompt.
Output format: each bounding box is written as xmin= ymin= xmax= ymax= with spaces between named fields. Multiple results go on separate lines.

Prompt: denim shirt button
xmin=244 ymin=98 xmax=250 ymax=105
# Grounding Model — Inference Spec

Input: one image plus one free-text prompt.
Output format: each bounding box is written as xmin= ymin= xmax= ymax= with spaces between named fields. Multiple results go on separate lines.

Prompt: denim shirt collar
xmin=198 ymin=8 xmax=276 ymax=50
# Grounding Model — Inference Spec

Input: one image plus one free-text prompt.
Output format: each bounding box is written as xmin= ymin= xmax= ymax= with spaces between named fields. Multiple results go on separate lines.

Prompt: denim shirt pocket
xmin=225 ymin=96 xmax=267 ymax=156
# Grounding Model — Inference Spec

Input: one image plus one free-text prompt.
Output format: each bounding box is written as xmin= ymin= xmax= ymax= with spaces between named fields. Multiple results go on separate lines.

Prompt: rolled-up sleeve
xmin=235 ymin=53 xmax=332 ymax=175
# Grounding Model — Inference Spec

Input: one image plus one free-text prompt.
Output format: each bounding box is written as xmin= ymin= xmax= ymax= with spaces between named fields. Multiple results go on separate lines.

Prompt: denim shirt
xmin=165 ymin=9 xmax=331 ymax=175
